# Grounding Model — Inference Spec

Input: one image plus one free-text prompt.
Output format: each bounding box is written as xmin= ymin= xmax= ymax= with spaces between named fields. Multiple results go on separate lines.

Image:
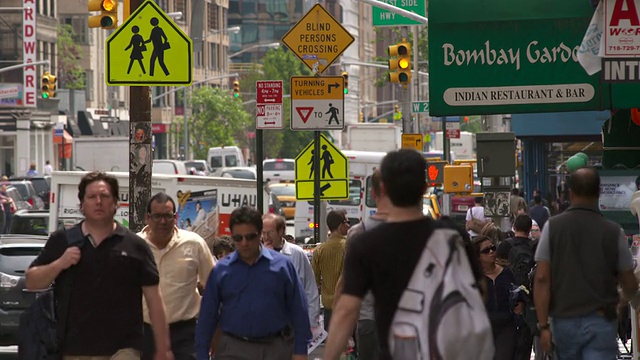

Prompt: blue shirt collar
xmin=229 ymin=245 xmax=273 ymax=264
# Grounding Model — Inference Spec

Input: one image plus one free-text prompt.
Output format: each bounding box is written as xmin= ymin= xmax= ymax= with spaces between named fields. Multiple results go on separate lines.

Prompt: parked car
xmin=152 ymin=160 xmax=188 ymax=175
xmin=267 ymin=183 xmax=296 ymax=219
xmin=6 ymin=187 xmax=31 ymax=212
xmin=6 ymin=180 xmax=44 ymax=210
xmin=263 ymin=158 xmax=295 ymax=182
xmin=10 ymin=176 xmax=51 ymax=210
xmin=0 ymin=235 xmax=47 ymax=345
xmin=9 ymin=210 xmax=49 ymax=236
xmin=184 ymin=160 xmax=210 ymax=175
xmin=220 ymin=166 xmax=257 ymax=180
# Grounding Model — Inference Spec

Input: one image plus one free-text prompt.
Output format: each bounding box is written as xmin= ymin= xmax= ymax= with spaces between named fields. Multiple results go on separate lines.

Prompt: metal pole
xmin=413 ymin=26 xmax=421 ymax=143
xmin=128 ymin=0 xmax=152 ymax=232
xmin=183 ymin=87 xmax=188 ymax=160
xmin=256 ymin=129 xmax=264 ymax=213
xmin=313 ymin=131 xmax=321 ymax=242
xmin=0 ymin=60 xmax=50 ymax=74
xmin=442 ymin=116 xmax=450 ymax=163
xmin=401 ymin=27 xmax=412 ymax=134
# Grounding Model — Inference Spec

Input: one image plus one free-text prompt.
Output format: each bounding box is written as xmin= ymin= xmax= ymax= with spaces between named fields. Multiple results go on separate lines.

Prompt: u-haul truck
xmin=49 ymin=171 xmax=266 ymax=246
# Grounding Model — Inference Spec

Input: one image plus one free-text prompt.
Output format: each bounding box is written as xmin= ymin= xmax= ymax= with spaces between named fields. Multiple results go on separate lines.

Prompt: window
xmin=210 ymin=156 xmax=222 ymax=169
xmin=50 ymin=0 xmax=55 ymax=17
xmin=209 ymin=43 xmax=218 ymax=70
xmin=208 ymin=3 xmax=219 ymax=31
xmin=225 ymin=155 xmax=238 ymax=167
xmin=263 ymin=160 xmax=294 ymax=171
xmin=0 ymin=247 xmax=44 ymax=275
xmin=175 ymin=0 xmax=186 ymax=14
xmin=328 ymin=180 xmax=361 ymax=206
xmin=365 ymin=176 xmax=376 ymax=207
xmin=85 ymin=69 xmax=94 ymax=101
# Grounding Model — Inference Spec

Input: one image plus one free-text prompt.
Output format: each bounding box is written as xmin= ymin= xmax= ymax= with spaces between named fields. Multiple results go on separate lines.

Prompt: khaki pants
xmin=63 ymin=348 xmax=140 ymax=360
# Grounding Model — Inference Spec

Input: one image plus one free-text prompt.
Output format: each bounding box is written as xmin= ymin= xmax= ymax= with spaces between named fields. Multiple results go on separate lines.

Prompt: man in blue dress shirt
xmin=195 ymin=206 xmax=311 ymax=360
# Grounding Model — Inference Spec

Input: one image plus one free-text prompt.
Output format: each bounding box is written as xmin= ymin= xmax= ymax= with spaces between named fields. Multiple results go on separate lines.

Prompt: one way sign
xmin=290 ymin=75 xmax=345 ymax=130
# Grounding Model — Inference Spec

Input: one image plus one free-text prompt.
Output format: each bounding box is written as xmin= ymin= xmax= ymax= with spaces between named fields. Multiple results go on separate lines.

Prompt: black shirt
xmin=30 ymin=223 xmax=159 ymax=356
xmin=342 ymin=218 xmax=437 ymax=359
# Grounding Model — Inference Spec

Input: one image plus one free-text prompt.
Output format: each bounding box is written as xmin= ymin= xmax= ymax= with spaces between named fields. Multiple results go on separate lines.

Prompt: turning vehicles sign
xmin=290 ymin=76 xmax=345 ymax=130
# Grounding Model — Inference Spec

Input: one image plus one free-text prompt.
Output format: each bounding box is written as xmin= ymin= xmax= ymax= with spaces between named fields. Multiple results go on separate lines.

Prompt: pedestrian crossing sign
xmin=295 ymin=134 xmax=349 ymax=200
xmin=105 ymin=0 xmax=192 ymax=86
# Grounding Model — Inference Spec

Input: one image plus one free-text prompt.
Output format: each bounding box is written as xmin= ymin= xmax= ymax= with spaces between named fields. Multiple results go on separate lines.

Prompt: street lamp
xmin=228 ymin=42 xmax=280 ymax=59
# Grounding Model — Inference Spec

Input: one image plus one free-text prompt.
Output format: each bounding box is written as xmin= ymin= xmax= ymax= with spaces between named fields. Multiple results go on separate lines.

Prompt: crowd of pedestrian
xmin=19 ymin=150 xmax=640 ymax=360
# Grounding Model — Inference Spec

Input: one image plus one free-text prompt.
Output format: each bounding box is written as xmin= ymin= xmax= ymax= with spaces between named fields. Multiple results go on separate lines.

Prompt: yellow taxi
xmin=268 ymin=182 xmax=296 ymax=219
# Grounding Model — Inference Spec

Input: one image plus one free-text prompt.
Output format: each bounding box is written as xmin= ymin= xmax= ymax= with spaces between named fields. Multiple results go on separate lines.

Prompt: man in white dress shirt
xmin=262 ymin=213 xmax=320 ymax=327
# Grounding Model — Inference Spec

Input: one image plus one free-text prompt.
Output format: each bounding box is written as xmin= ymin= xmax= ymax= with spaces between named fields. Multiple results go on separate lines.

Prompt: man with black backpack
xmin=496 ymin=214 xmax=536 ymax=360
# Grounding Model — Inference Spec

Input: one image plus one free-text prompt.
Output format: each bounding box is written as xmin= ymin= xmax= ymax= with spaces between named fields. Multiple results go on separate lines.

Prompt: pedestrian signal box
xmin=426 ymin=161 xmax=446 ymax=186
xmin=443 ymin=164 xmax=474 ymax=193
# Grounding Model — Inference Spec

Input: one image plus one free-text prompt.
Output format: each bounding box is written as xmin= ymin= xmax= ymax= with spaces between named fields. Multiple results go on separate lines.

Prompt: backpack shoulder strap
xmin=56 ymin=224 xmax=86 ymax=344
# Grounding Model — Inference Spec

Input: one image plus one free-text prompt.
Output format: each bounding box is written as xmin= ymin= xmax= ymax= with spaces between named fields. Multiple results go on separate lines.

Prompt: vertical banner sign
xmin=23 ymin=0 xmax=37 ymax=107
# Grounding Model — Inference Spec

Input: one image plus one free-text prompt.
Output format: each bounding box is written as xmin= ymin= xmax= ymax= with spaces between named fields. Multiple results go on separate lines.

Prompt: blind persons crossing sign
xmin=281 ymin=3 xmax=355 ymax=74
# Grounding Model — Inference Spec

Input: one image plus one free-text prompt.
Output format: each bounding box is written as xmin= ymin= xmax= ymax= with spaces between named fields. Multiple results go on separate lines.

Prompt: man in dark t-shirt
xmin=323 ymin=149 xmax=483 ymax=360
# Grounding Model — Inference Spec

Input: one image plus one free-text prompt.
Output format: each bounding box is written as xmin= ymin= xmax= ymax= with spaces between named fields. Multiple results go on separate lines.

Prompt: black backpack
xmin=18 ymin=226 xmax=85 ymax=360
xmin=505 ymin=237 xmax=536 ymax=290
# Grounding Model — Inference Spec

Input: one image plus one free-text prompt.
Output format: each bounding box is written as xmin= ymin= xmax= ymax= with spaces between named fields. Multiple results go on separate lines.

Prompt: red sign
xmin=256 ymin=80 xmax=283 ymax=104
xmin=152 ymin=124 xmax=168 ymax=133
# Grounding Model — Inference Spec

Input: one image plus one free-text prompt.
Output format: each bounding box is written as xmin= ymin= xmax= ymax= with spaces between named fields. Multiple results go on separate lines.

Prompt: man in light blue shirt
xmin=262 ymin=213 xmax=320 ymax=327
xmin=196 ymin=206 xmax=311 ymax=360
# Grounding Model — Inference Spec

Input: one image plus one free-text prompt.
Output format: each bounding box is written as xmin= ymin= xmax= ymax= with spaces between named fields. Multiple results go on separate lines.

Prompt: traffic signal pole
xmin=401 ymin=27 xmax=412 ymax=134
xmin=128 ymin=0 xmax=152 ymax=232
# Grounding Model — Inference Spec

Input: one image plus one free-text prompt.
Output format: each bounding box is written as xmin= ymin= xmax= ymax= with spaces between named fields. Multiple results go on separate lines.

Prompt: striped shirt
xmin=312 ymin=234 xmax=346 ymax=309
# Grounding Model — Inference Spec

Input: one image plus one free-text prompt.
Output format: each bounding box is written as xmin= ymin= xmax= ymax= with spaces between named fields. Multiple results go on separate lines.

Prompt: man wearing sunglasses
xmin=138 ymin=193 xmax=215 ymax=360
xmin=196 ymin=206 xmax=311 ymax=360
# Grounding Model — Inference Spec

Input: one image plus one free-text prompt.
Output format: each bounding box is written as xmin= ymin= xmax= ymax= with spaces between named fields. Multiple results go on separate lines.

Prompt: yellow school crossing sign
xmin=106 ymin=0 xmax=192 ymax=86
xmin=295 ymin=134 xmax=349 ymax=200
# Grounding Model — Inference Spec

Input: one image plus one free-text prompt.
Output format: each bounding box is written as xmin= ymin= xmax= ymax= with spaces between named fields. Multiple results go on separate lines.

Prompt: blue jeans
xmin=551 ymin=312 xmax=617 ymax=360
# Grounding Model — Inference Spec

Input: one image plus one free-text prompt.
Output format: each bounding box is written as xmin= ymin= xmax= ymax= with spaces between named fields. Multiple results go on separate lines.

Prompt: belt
xmin=223 ymin=327 xmax=289 ymax=343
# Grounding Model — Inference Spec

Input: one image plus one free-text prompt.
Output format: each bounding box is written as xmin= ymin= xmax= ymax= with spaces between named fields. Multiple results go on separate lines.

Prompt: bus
xmin=294 ymin=150 xmax=386 ymax=240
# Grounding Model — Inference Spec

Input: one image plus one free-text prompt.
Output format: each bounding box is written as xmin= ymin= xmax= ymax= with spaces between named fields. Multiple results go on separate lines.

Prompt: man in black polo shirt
xmin=26 ymin=171 xmax=172 ymax=360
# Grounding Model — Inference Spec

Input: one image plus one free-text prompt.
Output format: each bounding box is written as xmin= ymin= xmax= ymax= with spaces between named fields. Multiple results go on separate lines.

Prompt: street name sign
xmin=256 ymin=80 xmax=283 ymax=129
xmin=281 ymin=3 xmax=355 ymax=74
xmin=401 ymin=133 xmax=423 ymax=151
xmin=372 ymin=0 xmax=427 ymax=27
xmin=106 ymin=0 xmax=192 ymax=86
xmin=411 ymin=101 xmax=430 ymax=114
xmin=290 ymin=76 xmax=345 ymax=130
xmin=295 ymin=134 xmax=349 ymax=200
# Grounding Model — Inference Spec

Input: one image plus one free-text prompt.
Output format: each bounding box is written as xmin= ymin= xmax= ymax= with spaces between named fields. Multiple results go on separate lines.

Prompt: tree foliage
xmin=237 ymin=47 xmax=315 ymax=159
xmin=57 ymin=24 xmax=85 ymax=90
xmin=188 ymin=86 xmax=251 ymax=159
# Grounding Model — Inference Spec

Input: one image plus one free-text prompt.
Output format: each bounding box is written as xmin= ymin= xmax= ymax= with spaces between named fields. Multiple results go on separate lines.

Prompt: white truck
xmin=49 ymin=171 xmax=266 ymax=246
xmin=431 ymin=131 xmax=476 ymax=160
xmin=73 ymin=137 xmax=129 ymax=172
xmin=343 ymin=123 xmax=402 ymax=152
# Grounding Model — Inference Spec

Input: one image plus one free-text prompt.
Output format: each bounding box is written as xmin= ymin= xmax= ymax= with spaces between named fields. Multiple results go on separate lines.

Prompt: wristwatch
xmin=537 ymin=323 xmax=550 ymax=331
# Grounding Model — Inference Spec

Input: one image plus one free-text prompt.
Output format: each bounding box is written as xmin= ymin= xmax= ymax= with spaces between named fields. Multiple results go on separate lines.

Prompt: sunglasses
xmin=480 ymin=245 xmax=497 ymax=254
xmin=149 ymin=213 xmax=176 ymax=222
xmin=231 ymin=232 xmax=260 ymax=242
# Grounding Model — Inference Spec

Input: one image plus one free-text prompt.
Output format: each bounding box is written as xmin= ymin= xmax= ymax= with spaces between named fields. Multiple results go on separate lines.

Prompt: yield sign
xmin=105 ymin=0 xmax=193 ymax=86
xmin=296 ymin=107 xmax=314 ymax=123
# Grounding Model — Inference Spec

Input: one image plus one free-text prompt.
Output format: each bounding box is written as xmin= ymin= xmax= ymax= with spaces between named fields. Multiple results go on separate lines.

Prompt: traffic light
xmin=359 ymin=112 xmax=364 ymax=123
xmin=88 ymin=0 xmax=118 ymax=30
xmin=341 ymin=71 xmax=349 ymax=94
xmin=41 ymin=71 xmax=57 ymax=99
xmin=232 ymin=80 xmax=240 ymax=98
xmin=443 ymin=164 xmax=474 ymax=193
xmin=388 ymin=39 xmax=411 ymax=86
xmin=425 ymin=161 xmax=446 ymax=186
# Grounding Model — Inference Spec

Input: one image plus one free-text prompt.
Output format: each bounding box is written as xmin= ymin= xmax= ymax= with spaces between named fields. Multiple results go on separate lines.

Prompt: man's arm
xmin=534 ymin=261 xmax=551 ymax=325
xmin=196 ymin=269 xmax=221 ymax=360
xmin=298 ymin=250 xmax=320 ymax=326
xmin=26 ymin=233 xmax=78 ymax=290
xmin=312 ymin=248 xmax=321 ymax=291
xmin=285 ymin=262 xmax=312 ymax=356
xmin=332 ymin=275 xmax=344 ymax=309
xmin=323 ymin=295 xmax=362 ymax=360
xmin=143 ymin=286 xmax=172 ymax=357
xmin=197 ymin=238 xmax=215 ymax=287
